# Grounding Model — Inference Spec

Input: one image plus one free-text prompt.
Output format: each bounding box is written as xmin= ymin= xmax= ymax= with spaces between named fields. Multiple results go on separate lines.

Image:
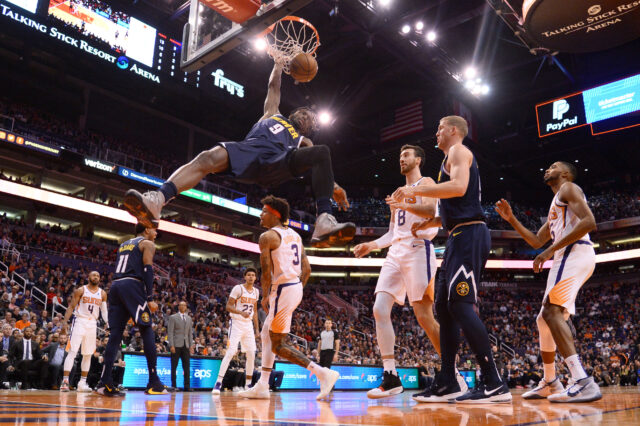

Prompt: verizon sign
xmin=84 ymin=157 xmax=117 ymax=173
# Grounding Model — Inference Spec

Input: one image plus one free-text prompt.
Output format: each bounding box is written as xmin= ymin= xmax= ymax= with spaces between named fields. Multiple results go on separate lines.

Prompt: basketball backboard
xmin=181 ymin=0 xmax=312 ymax=72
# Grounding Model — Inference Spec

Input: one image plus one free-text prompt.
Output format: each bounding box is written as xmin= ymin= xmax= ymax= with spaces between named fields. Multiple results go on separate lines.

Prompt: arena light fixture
xmin=426 ymin=31 xmax=436 ymax=42
xmin=253 ymin=38 xmax=267 ymax=51
xmin=464 ymin=66 xmax=477 ymax=79
xmin=2 ymin=180 xmax=640 ymax=270
xmin=415 ymin=21 xmax=424 ymax=31
xmin=378 ymin=0 xmax=392 ymax=7
xmin=318 ymin=111 xmax=332 ymax=125
xmin=401 ymin=24 xmax=411 ymax=34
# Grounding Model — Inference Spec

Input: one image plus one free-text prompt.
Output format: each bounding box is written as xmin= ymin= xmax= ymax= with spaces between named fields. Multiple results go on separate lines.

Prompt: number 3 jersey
xmin=229 ymin=284 xmax=259 ymax=323
xmin=270 ymin=226 xmax=303 ymax=286
xmin=114 ymin=236 xmax=145 ymax=280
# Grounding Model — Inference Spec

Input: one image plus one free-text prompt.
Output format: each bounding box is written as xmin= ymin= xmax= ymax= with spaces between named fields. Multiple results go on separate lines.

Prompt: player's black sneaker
xmin=413 ymin=374 xmax=466 ymax=403
xmin=367 ymin=371 xmax=404 ymax=399
xmin=310 ymin=213 xmax=356 ymax=248
xmin=95 ymin=383 xmax=124 ymax=397
xmin=145 ymin=381 xmax=169 ymax=395
xmin=454 ymin=379 xmax=512 ymax=404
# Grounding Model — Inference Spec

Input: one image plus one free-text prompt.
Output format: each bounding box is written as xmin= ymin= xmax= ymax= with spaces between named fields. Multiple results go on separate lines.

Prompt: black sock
xmin=316 ymin=197 xmax=332 ymax=216
xmin=449 ymin=302 xmax=501 ymax=385
xmin=436 ymin=301 xmax=460 ymax=382
xmin=140 ymin=325 xmax=159 ymax=383
xmin=159 ymin=181 xmax=178 ymax=203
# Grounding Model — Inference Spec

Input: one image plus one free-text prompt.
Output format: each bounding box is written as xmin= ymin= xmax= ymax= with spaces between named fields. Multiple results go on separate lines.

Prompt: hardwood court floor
xmin=0 ymin=387 xmax=638 ymax=425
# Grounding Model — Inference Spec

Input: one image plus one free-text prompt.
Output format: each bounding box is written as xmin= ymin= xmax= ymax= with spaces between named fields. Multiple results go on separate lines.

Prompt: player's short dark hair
xmin=261 ymin=195 xmax=290 ymax=224
xmin=244 ymin=267 xmax=257 ymax=276
xmin=401 ymin=144 xmax=426 ymax=169
xmin=135 ymin=223 xmax=146 ymax=235
xmin=558 ymin=161 xmax=578 ymax=181
xmin=289 ymin=106 xmax=314 ymax=119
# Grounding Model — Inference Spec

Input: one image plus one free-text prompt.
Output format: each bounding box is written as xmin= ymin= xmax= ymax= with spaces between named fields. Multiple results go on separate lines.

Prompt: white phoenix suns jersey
xmin=392 ymin=177 xmax=438 ymax=245
xmin=547 ymin=185 xmax=591 ymax=256
xmin=74 ymin=285 xmax=102 ymax=320
xmin=270 ymin=226 xmax=303 ymax=286
xmin=229 ymin=284 xmax=259 ymax=323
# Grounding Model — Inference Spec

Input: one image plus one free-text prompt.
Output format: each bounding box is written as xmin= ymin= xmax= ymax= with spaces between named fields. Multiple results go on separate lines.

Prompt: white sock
xmin=306 ymin=362 xmax=324 ymax=377
xmin=543 ymin=363 xmax=556 ymax=382
xmin=382 ymin=359 xmax=396 ymax=374
xmin=258 ymin=370 xmax=271 ymax=385
xmin=564 ymin=354 xmax=587 ymax=381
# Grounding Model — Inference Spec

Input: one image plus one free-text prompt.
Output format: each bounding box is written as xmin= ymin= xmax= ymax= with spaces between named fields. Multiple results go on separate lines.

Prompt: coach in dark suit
xmin=44 ymin=334 xmax=68 ymax=388
xmin=9 ymin=327 xmax=47 ymax=389
xmin=168 ymin=301 xmax=193 ymax=391
xmin=0 ymin=323 xmax=14 ymax=388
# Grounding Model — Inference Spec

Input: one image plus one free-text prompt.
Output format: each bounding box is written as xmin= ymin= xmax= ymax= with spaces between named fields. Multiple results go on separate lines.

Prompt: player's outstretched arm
xmin=333 ymin=183 xmax=350 ymax=211
xmin=353 ymin=216 xmax=394 ymax=257
xmin=260 ymin=61 xmax=284 ymax=120
xmin=62 ymin=287 xmax=84 ymax=331
xmin=300 ymin=247 xmax=311 ymax=287
xmin=495 ymin=198 xmax=550 ymax=249
xmin=386 ymin=178 xmax=437 ymax=219
xmin=533 ymin=183 xmax=596 ymax=272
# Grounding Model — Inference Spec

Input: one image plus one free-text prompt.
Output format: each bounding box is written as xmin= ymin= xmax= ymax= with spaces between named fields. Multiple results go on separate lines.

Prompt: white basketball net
xmin=264 ymin=17 xmax=320 ymax=74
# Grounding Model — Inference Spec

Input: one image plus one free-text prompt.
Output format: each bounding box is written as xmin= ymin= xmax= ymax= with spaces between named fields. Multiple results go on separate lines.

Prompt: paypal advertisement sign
xmin=536 ymin=93 xmax=587 ymax=137
xmin=275 ymin=362 xmax=419 ymax=390
xmin=123 ymin=353 xmax=220 ymax=389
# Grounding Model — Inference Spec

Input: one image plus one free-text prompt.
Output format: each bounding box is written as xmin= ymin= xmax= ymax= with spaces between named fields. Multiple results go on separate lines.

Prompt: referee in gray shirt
xmin=319 ymin=320 xmax=340 ymax=368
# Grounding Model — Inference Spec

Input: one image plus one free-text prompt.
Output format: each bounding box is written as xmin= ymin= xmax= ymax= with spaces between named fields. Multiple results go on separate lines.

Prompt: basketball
xmin=289 ymin=52 xmax=318 ymax=82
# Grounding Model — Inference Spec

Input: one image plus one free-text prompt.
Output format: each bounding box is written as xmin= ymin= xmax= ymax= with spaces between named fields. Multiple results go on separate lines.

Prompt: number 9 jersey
xmin=270 ymin=226 xmax=303 ymax=286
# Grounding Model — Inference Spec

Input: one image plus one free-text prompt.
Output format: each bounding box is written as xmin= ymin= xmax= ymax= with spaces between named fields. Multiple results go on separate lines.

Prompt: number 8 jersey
xmin=270 ymin=226 xmax=303 ymax=286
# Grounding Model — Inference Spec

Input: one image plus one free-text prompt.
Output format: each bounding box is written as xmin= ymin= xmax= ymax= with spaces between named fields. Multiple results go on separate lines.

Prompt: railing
xmin=489 ymin=333 xmax=516 ymax=359
xmin=352 ymin=299 xmax=368 ymax=313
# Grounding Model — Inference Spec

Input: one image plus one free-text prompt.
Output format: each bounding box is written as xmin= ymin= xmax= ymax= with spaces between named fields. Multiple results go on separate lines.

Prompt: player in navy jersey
xmin=394 ymin=115 xmax=511 ymax=404
xmin=123 ymin=60 xmax=355 ymax=248
xmin=96 ymin=224 xmax=167 ymax=396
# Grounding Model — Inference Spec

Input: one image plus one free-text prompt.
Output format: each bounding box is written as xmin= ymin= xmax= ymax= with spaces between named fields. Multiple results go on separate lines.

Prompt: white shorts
xmin=228 ymin=319 xmax=256 ymax=353
xmin=375 ymin=240 xmax=437 ymax=305
xmin=67 ymin=317 xmax=97 ymax=355
xmin=264 ymin=282 xmax=303 ymax=334
xmin=543 ymin=242 xmax=595 ymax=316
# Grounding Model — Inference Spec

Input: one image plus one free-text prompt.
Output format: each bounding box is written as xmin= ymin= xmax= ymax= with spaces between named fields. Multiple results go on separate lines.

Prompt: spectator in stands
xmin=44 ymin=333 xmax=68 ymax=389
xmin=9 ymin=326 xmax=48 ymax=389
xmin=15 ymin=313 xmax=30 ymax=331
xmin=0 ymin=323 xmax=14 ymax=388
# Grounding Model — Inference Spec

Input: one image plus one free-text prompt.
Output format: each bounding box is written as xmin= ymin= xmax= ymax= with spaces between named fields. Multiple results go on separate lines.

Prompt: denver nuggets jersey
xmin=114 ymin=236 xmax=145 ymax=280
xmin=437 ymin=154 xmax=485 ymax=231
xmin=229 ymin=285 xmax=259 ymax=323
xmin=74 ymin=285 xmax=102 ymax=320
xmin=270 ymin=226 xmax=303 ymax=286
xmin=392 ymin=177 xmax=438 ymax=245
xmin=246 ymin=115 xmax=304 ymax=149
xmin=547 ymin=184 xmax=591 ymax=256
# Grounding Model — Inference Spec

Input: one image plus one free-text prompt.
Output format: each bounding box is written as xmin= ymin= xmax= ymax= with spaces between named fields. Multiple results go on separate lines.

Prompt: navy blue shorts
xmin=219 ymin=138 xmax=297 ymax=187
xmin=435 ymin=223 xmax=490 ymax=304
xmin=109 ymin=278 xmax=152 ymax=328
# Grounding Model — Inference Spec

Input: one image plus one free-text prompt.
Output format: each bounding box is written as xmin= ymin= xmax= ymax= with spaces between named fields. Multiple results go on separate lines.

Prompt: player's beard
xmin=401 ymin=161 xmax=416 ymax=175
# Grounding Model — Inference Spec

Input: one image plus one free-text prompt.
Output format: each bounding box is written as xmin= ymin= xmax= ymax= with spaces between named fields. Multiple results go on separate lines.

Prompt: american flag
xmin=380 ymin=100 xmax=424 ymax=142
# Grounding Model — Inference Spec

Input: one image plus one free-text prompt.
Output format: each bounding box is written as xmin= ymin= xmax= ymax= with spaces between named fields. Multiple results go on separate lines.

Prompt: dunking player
xmin=239 ymin=196 xmax=339 ymax=400
xmin=96 ymin=224 xmax=167 ymax=396
xmin=353 ymin=145 xmax=467 ymax=399
xmin=396 ymin=116 xmax=511 ymax=403
xmin=495 ymin=161 xmax=601 ymax=402
xmin=61 ymin=271 xmax=108 ymax=392
xmin=123 ymin=61 xmax=355 ymax=248
xmin=212 ymin=267 xmax=260 ymax=395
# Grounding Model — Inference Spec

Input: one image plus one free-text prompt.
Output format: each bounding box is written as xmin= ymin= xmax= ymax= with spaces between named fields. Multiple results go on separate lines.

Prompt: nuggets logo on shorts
xmin=141 ymin=312 xmax=150 ymax=323
xmin=456 ymin=281 xmax=470 ymax=296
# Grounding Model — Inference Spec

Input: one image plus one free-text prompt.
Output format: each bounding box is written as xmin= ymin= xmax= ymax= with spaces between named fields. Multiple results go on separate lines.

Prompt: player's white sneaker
xmin=77 ymin=381 xmax=92 ymax=392
xmin=211 ymin=382 xmax=222 ymax=395
xmin=238 ymin=382 xmax=270 ymax=399
xmin=60 ymin=379 xmax=70 ymax=392
xmin=124 ymin=189 xmax=165 ymax=228
xmin=310 ymin=213 xmax=356 ymax=248
xmin=548 ymin=377 xmax=602 ymax=403
xmin=316 ymin=369 xmax=339 ymax=400
xmin=522 ymin=377 xmax=565 ymax=400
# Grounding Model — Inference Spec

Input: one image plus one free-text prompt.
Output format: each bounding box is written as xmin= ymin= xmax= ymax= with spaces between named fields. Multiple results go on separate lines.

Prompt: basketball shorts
xmin=375 ymin=240 xmax=437 ymax=305
xmin=218 ymin=139 xmax=297 ymax=187
xmin=264 ymin=282 xmax=303 ymax=334
xmin=67 ymin=317 xmax=97 ymax=355
xmin=435 ymin=223 xmax=490 ymax=304
xmin=108 ymin=278 xmax=153 ymax=328
xmin=543 ymin=241 xmax=595 ymax=316
xmin=228 ymin=319 xmax=257 ymax=353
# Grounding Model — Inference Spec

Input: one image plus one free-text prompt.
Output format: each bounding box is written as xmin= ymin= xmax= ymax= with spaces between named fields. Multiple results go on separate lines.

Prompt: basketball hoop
xmin=260 ymin=16 xmax=320 ymax=74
